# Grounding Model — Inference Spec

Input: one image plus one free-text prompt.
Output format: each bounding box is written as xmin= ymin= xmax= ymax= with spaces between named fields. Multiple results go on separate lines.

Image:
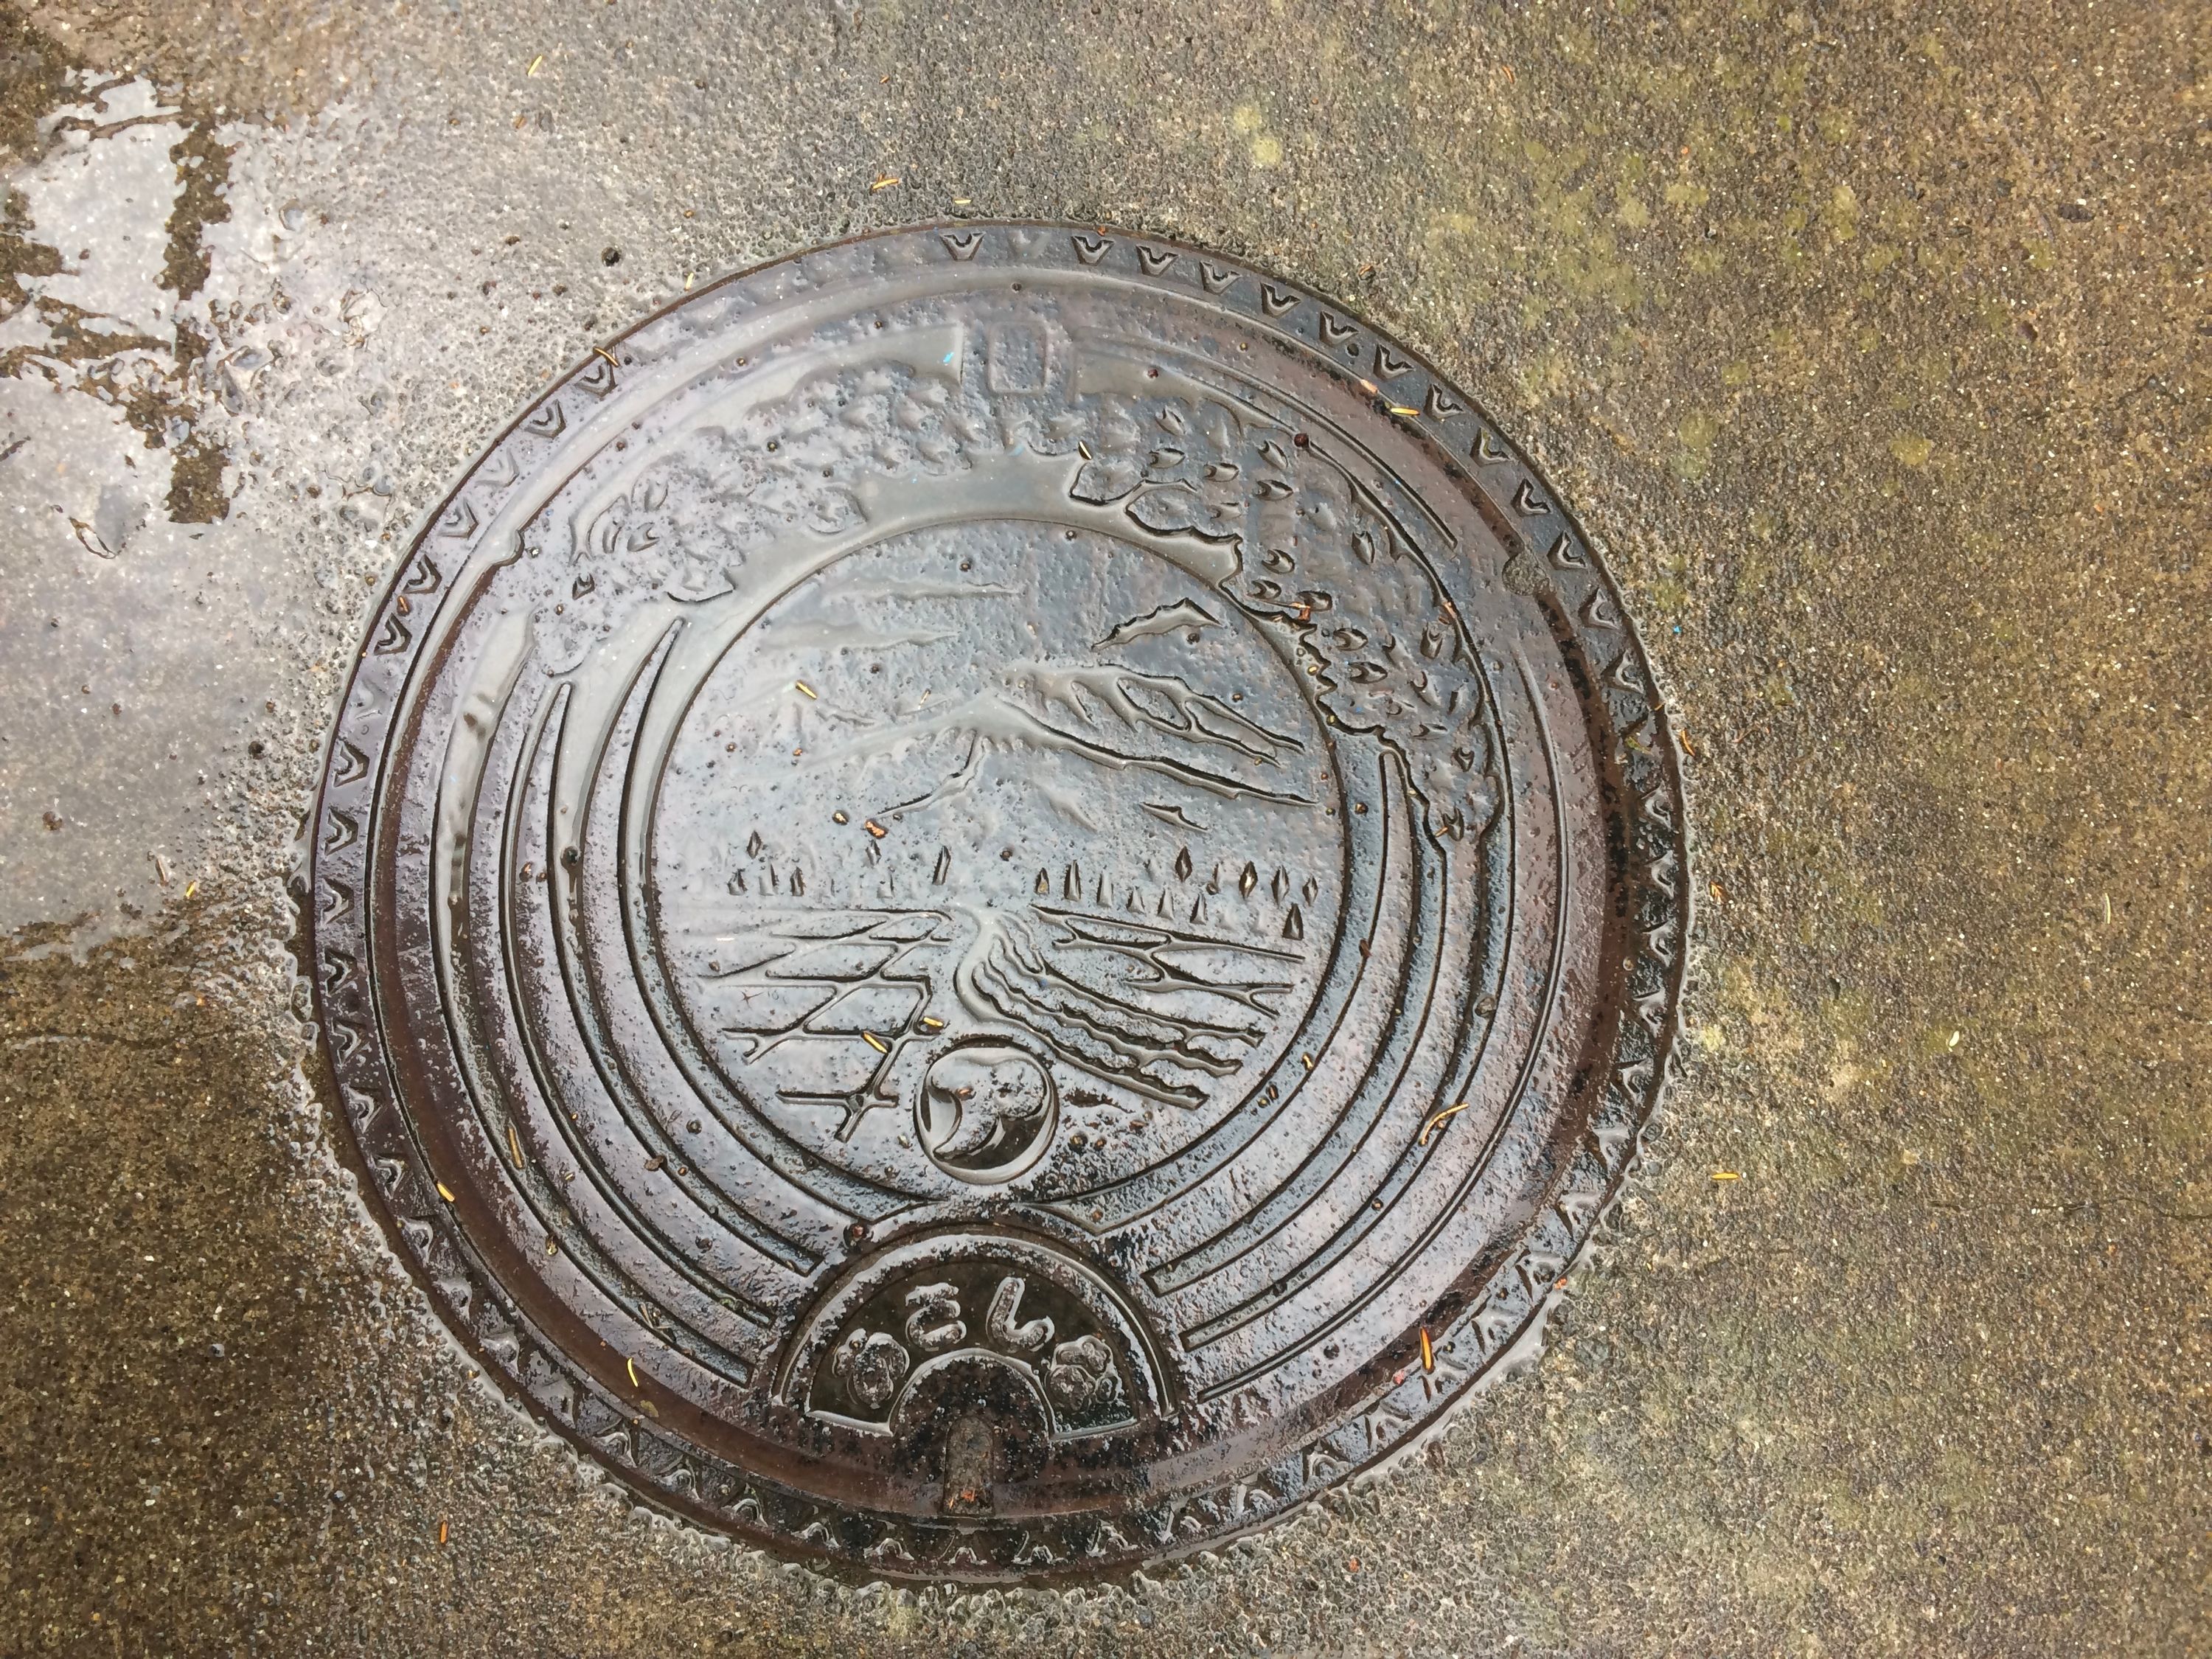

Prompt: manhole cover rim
xmin=307 ymin=218 xmax=1691 ymax=1583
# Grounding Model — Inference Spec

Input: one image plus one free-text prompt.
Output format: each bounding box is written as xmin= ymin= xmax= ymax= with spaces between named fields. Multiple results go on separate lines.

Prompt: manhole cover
xmin=310 ymin=223 xmax=1687 ymax=1580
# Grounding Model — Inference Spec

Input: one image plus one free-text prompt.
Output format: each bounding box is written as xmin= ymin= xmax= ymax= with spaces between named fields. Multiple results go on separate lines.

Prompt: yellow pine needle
xmin=1418 ymin=1102 xmax=1472 ymax=1145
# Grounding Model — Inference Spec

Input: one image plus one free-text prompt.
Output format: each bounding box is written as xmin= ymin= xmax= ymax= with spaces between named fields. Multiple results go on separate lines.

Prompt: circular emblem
xmin=310 ymin=223 xmax=1688 ymax=1580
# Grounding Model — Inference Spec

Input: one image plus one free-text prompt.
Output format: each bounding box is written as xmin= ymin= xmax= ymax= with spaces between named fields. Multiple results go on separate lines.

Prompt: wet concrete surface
xmin=0 ymin=0 xmax=2205 ymax=1652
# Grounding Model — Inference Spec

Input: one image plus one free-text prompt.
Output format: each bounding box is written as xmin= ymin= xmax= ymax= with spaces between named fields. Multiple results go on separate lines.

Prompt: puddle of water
xmin=0 ymin=74 xmax=375 ymax=946
xmin=10 ymin=79 xmax=183 ymax=333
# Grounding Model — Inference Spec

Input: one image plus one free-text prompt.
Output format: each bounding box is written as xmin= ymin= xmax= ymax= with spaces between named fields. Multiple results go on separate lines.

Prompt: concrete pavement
xmin=1 ymin=1 xmax=2205 ymax=1652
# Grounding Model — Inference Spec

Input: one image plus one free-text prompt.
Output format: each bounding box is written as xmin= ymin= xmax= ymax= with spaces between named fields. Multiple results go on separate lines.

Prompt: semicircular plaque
xmin=309 ymin=222 xmax=1688 ymax=1581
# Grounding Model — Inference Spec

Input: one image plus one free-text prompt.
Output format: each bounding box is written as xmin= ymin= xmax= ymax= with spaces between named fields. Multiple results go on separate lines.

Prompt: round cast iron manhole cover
xmin=309 ymin=223 xmax=1687 ymax=1580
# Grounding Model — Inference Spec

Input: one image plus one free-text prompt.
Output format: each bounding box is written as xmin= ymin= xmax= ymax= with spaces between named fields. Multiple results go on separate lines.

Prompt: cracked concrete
xmin=0 ymin=1 xmax=2205 ymax=1654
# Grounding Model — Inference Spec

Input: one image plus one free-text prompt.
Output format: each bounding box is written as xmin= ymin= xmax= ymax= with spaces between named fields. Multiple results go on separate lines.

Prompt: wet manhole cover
xmin=310 ymin=223 xmax=1688 ymax=1580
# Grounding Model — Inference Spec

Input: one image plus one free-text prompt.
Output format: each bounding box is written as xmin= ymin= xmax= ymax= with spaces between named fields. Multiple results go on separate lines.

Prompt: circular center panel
xmin=651 ymin=521 xmax=1344 ymax=1194
xmin=308 ymin=222 xmax=1688 ymax=1582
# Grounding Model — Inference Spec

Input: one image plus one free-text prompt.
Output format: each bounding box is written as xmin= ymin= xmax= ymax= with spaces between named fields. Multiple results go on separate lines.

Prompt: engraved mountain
xmin=792 ymin=657 xmax=1312 ymax=816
